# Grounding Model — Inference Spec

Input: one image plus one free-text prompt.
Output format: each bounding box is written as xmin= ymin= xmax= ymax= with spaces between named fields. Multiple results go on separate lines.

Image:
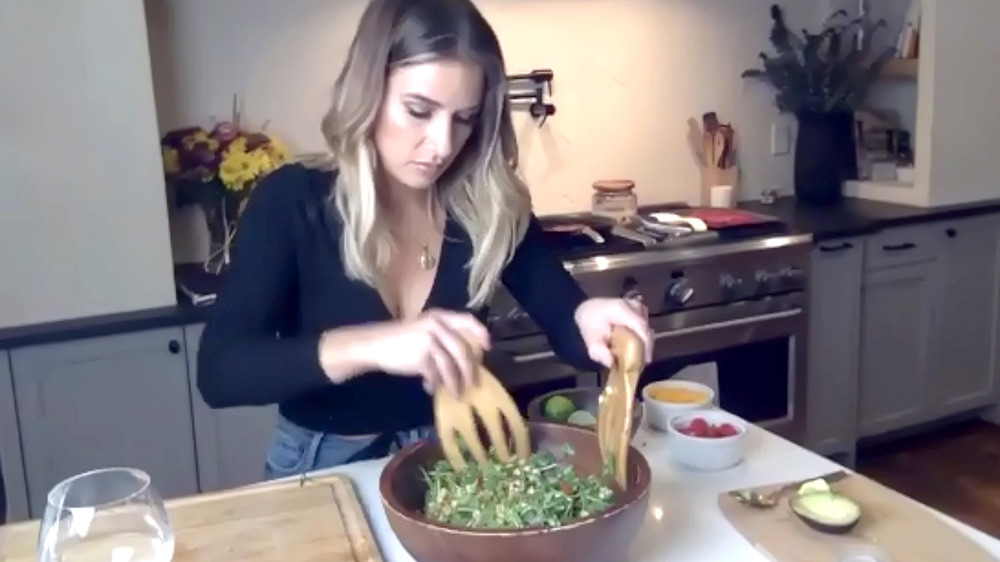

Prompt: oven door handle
xmin=510 ymin=308 xmax=802 ymax=364
xmin=512 ymin=350 xmax=558 ymax=363
xmin=652 ymin=308 xmax=801 ymax=340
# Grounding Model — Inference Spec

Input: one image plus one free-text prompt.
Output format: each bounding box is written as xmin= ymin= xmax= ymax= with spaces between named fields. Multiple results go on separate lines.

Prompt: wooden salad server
xmin=597 ymin=326 xmax=645 ymax=489
xmin=433 ymin=342 xmax=531 ymax=471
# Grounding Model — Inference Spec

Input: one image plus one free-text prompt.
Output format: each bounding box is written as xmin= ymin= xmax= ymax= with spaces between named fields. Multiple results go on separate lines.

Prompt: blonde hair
xmin=311 ymin=0 xmax=531 ymax=308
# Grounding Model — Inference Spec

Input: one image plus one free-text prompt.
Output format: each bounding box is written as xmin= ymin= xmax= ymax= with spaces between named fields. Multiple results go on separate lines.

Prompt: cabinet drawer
xmin=935 ymin=213 xmax=1000 ymax=239
xmin=814 ymin=237 xmax=865 ymax=259
xmin=864 ymin=224 xmax=937 ymax=269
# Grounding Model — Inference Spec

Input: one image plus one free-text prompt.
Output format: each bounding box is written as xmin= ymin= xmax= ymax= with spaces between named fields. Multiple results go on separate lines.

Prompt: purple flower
xmin=161 ymin=126 xmax=205 ymax=148
xmin=211 ymin=122 xmax=239 ymax=144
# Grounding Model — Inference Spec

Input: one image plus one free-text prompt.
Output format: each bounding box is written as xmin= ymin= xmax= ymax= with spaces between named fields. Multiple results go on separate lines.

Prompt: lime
xmin=543 ymin=395 xmax=576 ymax=422
xmin=567 ymin=409 xmax=598 ymax=428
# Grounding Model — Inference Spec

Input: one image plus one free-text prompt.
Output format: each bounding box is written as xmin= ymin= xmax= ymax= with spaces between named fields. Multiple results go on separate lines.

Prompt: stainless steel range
xmin=487 ymin=209 xmax=814 ymax=445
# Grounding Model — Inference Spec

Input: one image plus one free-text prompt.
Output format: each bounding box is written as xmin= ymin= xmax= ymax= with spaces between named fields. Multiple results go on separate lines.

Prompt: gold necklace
xmin=419 ymin=245 xmax=437 ymax=270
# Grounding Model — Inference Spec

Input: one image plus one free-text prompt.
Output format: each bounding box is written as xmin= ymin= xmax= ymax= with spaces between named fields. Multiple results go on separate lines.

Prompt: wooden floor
xmin=856 ymin=420 xmax=1000 ymax=539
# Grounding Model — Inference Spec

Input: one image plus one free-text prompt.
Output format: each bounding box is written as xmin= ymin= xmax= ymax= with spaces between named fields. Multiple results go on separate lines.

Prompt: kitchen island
xmin=305 ymin=423 xmax=1000 ymax=561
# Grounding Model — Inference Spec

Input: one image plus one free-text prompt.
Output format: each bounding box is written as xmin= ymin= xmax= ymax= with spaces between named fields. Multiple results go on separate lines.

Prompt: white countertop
xmin=307 ymin=424 xmax=1000 ymax=561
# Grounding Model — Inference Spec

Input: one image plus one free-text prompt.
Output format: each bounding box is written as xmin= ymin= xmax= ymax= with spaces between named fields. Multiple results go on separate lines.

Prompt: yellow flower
xmin=227 ymin=136 xmax=249 ymax=155
xmin=217 ymin=133 xmax=290 ymax=193
xmin=251 ymin=147 xmax=282 ymax=176
xmin=264 ymin=136 xmax=290 ymax=163
xmin=162 ymin=147 xmax=180 ymax=175
xmin=219 ymin=149 xmax=258 ymax=192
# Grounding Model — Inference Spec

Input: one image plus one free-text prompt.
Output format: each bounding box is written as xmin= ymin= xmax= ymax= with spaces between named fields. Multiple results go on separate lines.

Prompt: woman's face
xmin=373 ymin=58 xmax=484 ymax=191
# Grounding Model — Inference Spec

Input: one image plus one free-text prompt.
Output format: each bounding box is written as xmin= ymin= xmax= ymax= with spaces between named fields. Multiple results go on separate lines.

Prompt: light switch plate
xmin=770 ymin=122 xmax=790 ymax=155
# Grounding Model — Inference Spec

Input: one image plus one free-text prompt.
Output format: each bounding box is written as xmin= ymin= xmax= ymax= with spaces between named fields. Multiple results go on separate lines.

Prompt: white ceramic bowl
xmin=641 ymin=380 xmax=716 ymax=432
xmin=666 ymin=410 xmax=748 ymax=471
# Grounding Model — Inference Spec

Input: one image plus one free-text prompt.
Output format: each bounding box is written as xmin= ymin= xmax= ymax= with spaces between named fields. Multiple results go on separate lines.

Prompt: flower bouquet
xmin=161 ymin=108 xmax=290 ymax=274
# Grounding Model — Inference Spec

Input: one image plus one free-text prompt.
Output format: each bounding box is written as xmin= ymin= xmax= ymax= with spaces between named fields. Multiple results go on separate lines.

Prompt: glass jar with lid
xmin=591 ymin=179 xmax=638 ymax=223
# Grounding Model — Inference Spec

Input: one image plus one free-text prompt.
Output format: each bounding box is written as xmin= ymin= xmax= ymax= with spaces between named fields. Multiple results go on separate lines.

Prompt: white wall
xmin=919 ymin=0 xmax=1000 ymax=206
xmin=0 ymin=0 xmax=928 ymax=328
xmin=0 ymin=1 xmax=177 ymax=329
xmin=146 ymin=0 xmax=831 ymax=223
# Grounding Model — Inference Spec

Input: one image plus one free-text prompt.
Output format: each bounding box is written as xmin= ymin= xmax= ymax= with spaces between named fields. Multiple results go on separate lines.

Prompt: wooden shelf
xmin=880 ymin=58 xmax=919 ymax=80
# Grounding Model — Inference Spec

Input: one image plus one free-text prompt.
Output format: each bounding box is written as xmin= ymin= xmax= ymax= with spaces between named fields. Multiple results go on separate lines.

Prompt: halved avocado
xmin=789 ymin=479 xmax=862 ymax=534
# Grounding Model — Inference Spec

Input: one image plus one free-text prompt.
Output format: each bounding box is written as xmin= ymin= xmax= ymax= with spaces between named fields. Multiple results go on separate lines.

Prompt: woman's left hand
xmin=574 ymin=297 xmax=653 ymax=368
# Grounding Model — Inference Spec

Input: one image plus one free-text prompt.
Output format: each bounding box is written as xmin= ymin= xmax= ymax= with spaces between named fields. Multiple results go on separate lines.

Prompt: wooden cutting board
xmin=719 ymin=472 xmax=998 ymax=562
xmin=0 ymin=474 xmax=382 ymax=562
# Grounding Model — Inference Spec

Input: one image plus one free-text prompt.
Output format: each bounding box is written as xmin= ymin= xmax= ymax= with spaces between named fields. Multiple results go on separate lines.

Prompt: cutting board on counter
xmin=0 ymin=474 xmax=382 ymax=562
xmin=719 ymin=472 xmax=998 ymax=562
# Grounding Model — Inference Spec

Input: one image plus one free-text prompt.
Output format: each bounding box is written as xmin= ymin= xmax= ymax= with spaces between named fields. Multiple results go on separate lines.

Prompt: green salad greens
xmin=422 ymin=444 xmax=615 ymax=529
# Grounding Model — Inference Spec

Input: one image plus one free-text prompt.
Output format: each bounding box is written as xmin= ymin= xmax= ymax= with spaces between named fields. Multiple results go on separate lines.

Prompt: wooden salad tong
xmin=433 ymin=343 xmax=531 ymax=471
xmin=597 ymin=326 xmax=645 ymax=489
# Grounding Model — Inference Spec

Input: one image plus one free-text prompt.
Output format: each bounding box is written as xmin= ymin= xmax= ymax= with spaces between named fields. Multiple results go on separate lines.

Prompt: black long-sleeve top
xmin=196 ymin=163 xmax=595 ymax=435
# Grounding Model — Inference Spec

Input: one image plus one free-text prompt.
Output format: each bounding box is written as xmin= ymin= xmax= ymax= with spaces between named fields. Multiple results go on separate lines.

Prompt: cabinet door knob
xmin=946 ymin=228 xmax=957 ymax=238
xmin=168 ymin=340 xmax=182 ymax=354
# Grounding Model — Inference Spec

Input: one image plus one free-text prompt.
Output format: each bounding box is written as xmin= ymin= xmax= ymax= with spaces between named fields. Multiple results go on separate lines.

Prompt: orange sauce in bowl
xmin=648 ymin=386 xmax=709 ymax=404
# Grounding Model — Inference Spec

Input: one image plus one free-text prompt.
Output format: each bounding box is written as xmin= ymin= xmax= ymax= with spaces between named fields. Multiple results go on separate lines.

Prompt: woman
xmin=196 ymin=0 xmax=652 ymax=480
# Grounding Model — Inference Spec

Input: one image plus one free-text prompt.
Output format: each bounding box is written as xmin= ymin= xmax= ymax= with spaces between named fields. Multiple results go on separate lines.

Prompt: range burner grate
xmin=540 ymin=229 xmax=643 ymax=260
xmin=538 ymin=210 xmax=789 ymax=261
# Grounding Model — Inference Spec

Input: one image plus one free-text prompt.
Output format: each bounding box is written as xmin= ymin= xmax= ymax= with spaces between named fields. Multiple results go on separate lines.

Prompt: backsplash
xmin=145 ymin=0 xmax=844 ymax=217
xmin=0 ymin=0 xmax=925 ymax=329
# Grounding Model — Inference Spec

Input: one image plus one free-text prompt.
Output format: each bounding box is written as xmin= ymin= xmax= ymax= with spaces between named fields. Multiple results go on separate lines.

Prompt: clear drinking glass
xmin=37 ymin=468 xmax=175 ymax=562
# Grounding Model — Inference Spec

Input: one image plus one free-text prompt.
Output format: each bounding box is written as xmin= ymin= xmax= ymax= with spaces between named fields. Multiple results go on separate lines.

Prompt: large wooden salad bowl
xmin=379 ymin=422 xmax=652 ymax=562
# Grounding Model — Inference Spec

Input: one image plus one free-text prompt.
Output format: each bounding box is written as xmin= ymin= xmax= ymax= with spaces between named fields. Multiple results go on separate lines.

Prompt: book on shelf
xmin=895 ymin=0 xmax=921 ymax=59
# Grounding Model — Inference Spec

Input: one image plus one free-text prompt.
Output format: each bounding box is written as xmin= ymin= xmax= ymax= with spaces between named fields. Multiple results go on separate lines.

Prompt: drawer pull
xmin=882 ymin=242 xmax=916 ymax=252
xmin=818 ymin=242 xmax=854 ymax=253
xmin=946 ymin=228 xmax=957 ymax=238
xmin=168 ymin=340 xmax=182 ymax=354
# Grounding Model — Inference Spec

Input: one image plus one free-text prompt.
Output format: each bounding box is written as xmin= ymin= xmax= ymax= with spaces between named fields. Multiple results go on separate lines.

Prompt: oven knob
xmin=755 ymin=269 xmax=778 ymax=290
xmin=719 ymin=274 xmax=743 ymax=297
xmin=720 ymin=274 xmax=741 ymax=289
xmin=621 ymin=276 xmax=643 ymax=302
xmin=665 ymin=278 xmax=694 ymax=306
xmin=780 ymin=266 xmax=804 ymax=281
xmin=506 ymin=308 xmax=529 ymax=321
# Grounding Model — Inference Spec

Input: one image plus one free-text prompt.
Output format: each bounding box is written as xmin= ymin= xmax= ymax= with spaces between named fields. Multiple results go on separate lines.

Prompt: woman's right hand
xmin=360 ymin=309 xmax=491 ymax=398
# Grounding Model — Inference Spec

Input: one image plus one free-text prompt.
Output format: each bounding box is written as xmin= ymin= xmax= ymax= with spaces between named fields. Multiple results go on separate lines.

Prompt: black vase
xmin=793 ymin=111 xmax=857 ymax=206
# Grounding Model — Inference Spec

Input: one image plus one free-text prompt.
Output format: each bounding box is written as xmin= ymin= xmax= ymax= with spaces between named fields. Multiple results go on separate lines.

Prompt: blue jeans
xmin=263 ymin=416 xmax=436 ymax=480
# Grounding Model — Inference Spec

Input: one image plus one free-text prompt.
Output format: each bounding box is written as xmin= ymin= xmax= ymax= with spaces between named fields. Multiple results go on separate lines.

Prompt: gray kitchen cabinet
xmin=806 ymin=238 xmax=864 ymax=460
xmin=184 ymin=324 xmax=277 ymax=492
xmin=0 ymin=351 xmax=29 ymax=523
xmin=929 ymin=215 xmax=1000 ymax=416
xmin=858 ymin=257 xmax=938 ymax=437
xmin=864 ymin=223 xmax=939 ymax=269
xmin=10 ymin=328 xmax=200 ymax=518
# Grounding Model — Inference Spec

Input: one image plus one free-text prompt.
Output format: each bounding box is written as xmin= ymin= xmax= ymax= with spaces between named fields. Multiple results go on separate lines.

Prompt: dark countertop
xmin=0 ymin=302 xmax=212 ymax=351
xmin=740 ymin=195 xmax=1000 ymax=242
xmin=5 ymin=195 xmax=1000 ymax=352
